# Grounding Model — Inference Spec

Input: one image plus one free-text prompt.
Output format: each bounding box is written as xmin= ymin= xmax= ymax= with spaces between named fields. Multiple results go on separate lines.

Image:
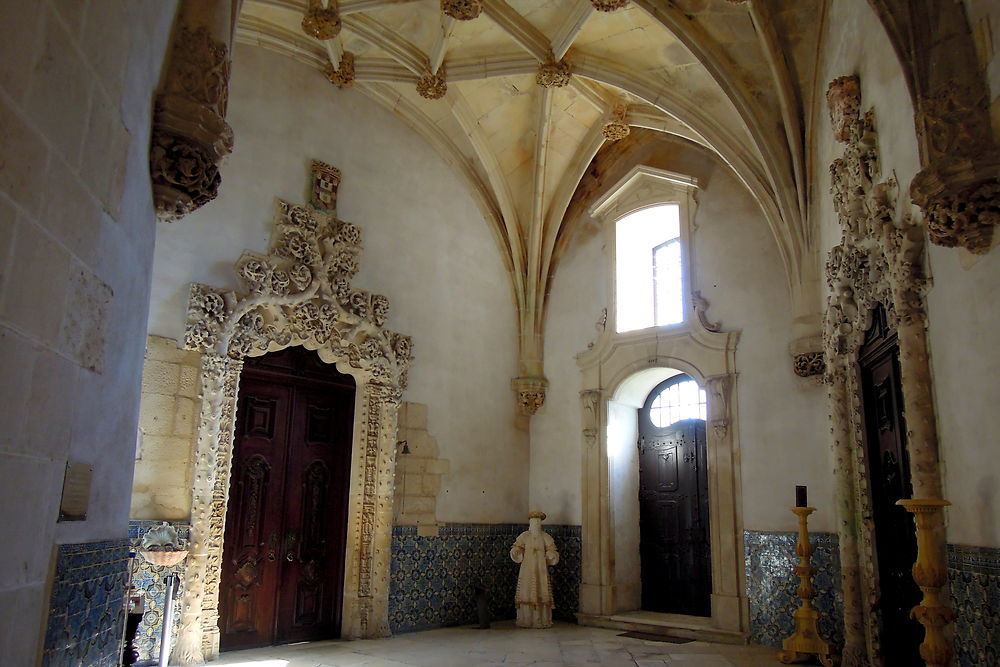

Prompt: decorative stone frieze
xmin=513 ymin=376 xmax=548 ymax=415
xmin=441 ymin=0 xmax=482 ymax=21
xmin=302 ymin=0 xmax=342 ymax=40
xmin=536 ymin=57 xmax=572 ymax=88
xmin=324 ymin=51 xmax=356 ymax=89
xmin=590 ymin=0 xmax=629 ymax=11
xmin=173 ymin=162 xmax=412 ymax=663
xmin=416 ymin=70 xmax=447 ymax=99
xmin=150 ymin=24 xmax=234 ymax=221
xmin=792 ymin=352 xmax=825 ymax=378
xmin=824 ymin=76 xmax=949 ymax=667
xmin=602 ymin=104 xmax=630 ymax=142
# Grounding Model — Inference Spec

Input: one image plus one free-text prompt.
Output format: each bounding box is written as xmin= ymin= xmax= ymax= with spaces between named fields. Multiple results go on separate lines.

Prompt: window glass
xmin=648 ymin=378 xmax=707 ymax=427
xmin=616 ymin=205 xmax=682 ymax=332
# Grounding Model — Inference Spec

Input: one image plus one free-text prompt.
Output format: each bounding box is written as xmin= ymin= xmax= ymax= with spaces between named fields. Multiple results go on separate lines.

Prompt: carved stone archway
xmin=173 ymin=161 xmax=413 ymax=664
xmin=823 ymin=76 xmax=949 ymax=666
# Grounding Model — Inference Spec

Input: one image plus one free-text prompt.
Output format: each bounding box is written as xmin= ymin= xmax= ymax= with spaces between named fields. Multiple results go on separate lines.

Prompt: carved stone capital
xmin=302 ymin=0 xmax=341 ymax=40
xmin=793 ymin=351 xmax=826 ymax=378
xmin=324 ymin=51 xmax=356 ymax=89
xmin=911 ymin=167 xmax=999 ymax=254
xmin=590 ymin=0 xmax=629 ymax=11
xmin=150 ymin=25 xmax=234 ymax=222
xmin=441 ymin=0 xmax=482 ymax=20
xmin=826 ymin=75 xmax=861 ymax=144
xmin=513 ymin=376 xmax=548 ymax=415
xmin=416 ymin=70 xmax=447 ymax=99
xmin=536 ymin=57 xmax=571 ymax=88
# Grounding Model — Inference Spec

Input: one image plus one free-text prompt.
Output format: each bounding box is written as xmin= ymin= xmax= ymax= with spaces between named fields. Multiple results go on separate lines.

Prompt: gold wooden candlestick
xmin=897 ymin=498 xmax=954 ymax=667
xmin=777 ymin=507 xmax=834 ymax=666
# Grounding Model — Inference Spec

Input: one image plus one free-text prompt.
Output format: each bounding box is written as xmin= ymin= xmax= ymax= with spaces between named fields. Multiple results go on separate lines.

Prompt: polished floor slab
xmin=203 ymin=621 xmax=786 ymax=666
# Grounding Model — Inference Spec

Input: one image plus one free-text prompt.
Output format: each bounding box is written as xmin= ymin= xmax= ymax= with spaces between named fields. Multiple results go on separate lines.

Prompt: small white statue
xmin=509 ymin=510 xmax=560 ymax=628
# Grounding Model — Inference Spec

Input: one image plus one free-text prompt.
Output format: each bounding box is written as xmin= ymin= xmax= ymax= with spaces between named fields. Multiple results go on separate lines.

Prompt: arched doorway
xmin=637 ymin=375 xmax=711 ymax=616
xmin=219 ymin=347 xmax=356 ymax=650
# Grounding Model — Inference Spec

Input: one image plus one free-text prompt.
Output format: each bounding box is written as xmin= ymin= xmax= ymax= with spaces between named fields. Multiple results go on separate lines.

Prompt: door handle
xmin=284 ymin=531 xmax=298 ymax=562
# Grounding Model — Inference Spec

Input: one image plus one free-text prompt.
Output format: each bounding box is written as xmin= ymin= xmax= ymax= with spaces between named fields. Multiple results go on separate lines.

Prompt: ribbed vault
xmin=236 ymin=0 xmax=824 ymax=411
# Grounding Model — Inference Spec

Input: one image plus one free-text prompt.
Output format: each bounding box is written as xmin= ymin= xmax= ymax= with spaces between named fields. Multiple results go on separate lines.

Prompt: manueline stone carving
xmin=590 ymin=0 xmax=629 ymax=11
xmin=324 ymin=52 xmax=356 ymax=89
xmin=513 ymin=376 xmax=548 ymax=415
xmin=416 ymin=70 xmax=448 ymax=99
xmin=302 ymin=0 xmax=341 ymax=40
xmin=602 ymin=104 xmax=630 ymax=142
xmin=824 ymin=76 xmax=948 ymax=667
xmin=792 ymin=352 xmax=825 ymax=378
xmin=150 ymin=25 xmax=234 ymax=221
xmin=536 ymin=57 xmax=572 ymax=88
xmin=175 ymin=162 xmax=412 ymax=663
xmin=441 ymin=0 xmax=482 ymax=20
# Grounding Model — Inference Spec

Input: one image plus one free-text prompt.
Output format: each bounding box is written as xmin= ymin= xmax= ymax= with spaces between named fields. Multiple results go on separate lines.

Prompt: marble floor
xmin=202 ymin=621 xmax=786 ymax=666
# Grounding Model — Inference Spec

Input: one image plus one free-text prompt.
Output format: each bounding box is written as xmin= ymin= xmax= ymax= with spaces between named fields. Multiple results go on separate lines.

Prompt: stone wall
xmin=389 ymin=523 xmax=581 ymax=634
xmin=131 ymin=336 xmax=201 ymax=520
xmin=393 ymin=402 xmax=450 ymax=527
xmin=0 ymin=2 xmax=177 ymax=663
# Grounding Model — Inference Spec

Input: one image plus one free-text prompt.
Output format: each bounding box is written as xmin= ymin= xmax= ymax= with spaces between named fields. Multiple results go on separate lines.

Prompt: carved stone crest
xmin=827 ymin=75 xmax=860 ymax=144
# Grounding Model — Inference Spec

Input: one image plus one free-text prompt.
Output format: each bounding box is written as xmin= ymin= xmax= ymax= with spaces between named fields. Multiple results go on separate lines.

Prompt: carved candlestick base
xmin=777 ymin=507 xmax=835 ymax=667
xmin=897 ymin=498 xmax=954 ymax=667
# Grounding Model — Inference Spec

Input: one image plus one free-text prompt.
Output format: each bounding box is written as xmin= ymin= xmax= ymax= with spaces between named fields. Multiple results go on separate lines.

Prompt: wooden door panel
xmin=638 ymin=389 xmax=711 ymax=618
xmin=220 ymin=382 xmax=291 ymax=650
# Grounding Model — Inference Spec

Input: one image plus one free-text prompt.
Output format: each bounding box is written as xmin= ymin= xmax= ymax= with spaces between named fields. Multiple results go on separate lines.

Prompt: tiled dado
xmin=744 ymin=530 xmax=844 ymax=651
xmin=42 ymin=539 xmax=131 ymax=667
xmin=127 ymin=520 xmax=190 ymax=663
xmin=949 ymin=544 xmax=1000 ymax=667
xmin=389 ymin=523 xmax=582 ymax=634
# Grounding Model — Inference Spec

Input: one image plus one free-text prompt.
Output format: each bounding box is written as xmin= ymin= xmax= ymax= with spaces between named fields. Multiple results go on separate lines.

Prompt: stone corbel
xmin=150 ymin=1 xmax=239 ymax=221
xmin=580 ymin=389 xmax=600 ymax=447
xmin=789 ymin=335 xmax=825 ymax=383
xmin=705 ymin=373 xmax=733 ymax=439
xmin=513 ymin=376 xmax=548 ymax=415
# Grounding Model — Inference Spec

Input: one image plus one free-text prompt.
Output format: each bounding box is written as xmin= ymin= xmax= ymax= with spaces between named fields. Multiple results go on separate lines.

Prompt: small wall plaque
xmin=58 ymin=462 xmax=93 ymax=521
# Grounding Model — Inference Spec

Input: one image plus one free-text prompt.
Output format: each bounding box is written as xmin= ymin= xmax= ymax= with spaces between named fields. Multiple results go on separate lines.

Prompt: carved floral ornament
xmin=602 ymin=104 xmax=630 ymax=142
xmin=536 ymin=57 xmax=572 ymax=88
xmin=416 ymin=70 xmax=448 ymax=100
xmin=441 ymin=0 xmax=482 ymax=21
xmin=822 ymin=75 xmax=951 ymax=666
xmin=174 ymin=162 xmax=412 ymax=663
xmin=325 ymin=52 xmax=356 ymax=89
xmin=590 ymin=0 xmax=629 ymax=10
xmin=150 ymin=26 xmax=234 ymax=221
xmin=302 ymin=0 xmax=342 ymax=40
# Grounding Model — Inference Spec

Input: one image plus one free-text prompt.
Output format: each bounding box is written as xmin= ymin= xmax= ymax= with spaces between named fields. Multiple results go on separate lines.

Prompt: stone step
xmin=576 ymin=611 xmax=747 ymax=645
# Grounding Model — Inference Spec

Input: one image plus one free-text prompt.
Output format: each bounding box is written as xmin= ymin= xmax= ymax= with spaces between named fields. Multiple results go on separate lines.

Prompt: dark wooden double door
xmin=220 ymin=348 xmax=355 ymax=650
xmin=859 ymin=306 xmax=921 ymax=665
xmin=638 ymin=379 xmax=711 ymax=616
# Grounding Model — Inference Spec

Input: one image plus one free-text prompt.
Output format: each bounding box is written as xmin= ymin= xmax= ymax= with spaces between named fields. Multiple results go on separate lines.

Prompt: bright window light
xmin=649 ymin=379 xmax=707 ymax=427
xmin=616 ymin=205 xmax=683 ymax=332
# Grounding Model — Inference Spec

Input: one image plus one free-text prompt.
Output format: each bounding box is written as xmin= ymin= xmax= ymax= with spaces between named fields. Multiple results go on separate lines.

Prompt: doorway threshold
xmin=576 ymin=610 xmax=746 ymax=645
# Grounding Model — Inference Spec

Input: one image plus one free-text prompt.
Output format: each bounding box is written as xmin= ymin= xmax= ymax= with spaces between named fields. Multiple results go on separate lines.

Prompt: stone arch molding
xmin=823 ymin=76 xmax=947 ymax=666
xmin=576 ymin=318 xmax=745 ymax=636
xmin=173 ymin=160 xmax=413 ymax=664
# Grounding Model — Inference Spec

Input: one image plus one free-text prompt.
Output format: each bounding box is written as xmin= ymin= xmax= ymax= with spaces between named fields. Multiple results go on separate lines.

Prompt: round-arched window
xmin=647 ymin=375 xmax=707 ymax=427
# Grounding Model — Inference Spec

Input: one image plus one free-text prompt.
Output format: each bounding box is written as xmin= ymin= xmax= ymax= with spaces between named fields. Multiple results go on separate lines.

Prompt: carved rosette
xmin=536 ymin=57 xmax=571 ymax=88
xmin=513 ymin=376 xmax=548 ymax=415
xmin=441 ymin=0 xmax=482 ymax=20
xmin=602 ymin=104 xmax=630 ymax=142
xmin=910 ymin=84 xmax=1000 ymax=254
xmin=416 ymin=70 xmax=447 ymax=100
xmin=823 ymin=77 xmax=950 ymax=665
xmin=590 ymin=0 xmax=629 ymax=10
xmin=792 ymin=352 xmax=825 ymax=378
xmin=302 ymin=0 xmax=341 ymax=40
xmin=150 ymin=26 xmax=234 ymax=221
xmin=176 ymin=162 xmax=412 ymax=662
xmin=324 ymin=52 xmax=356 ymax=89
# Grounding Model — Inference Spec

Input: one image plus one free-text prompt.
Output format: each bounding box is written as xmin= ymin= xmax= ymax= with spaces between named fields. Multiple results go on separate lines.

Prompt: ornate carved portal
xmin=173 ymin=161 xmax=413 ymax=664
xmin=823 ymin=76 xmax=950 ymax=666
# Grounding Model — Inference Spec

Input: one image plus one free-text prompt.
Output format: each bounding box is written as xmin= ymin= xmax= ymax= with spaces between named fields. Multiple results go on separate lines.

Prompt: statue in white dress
xmin=509 ymin=510 xmax=560 ymax=628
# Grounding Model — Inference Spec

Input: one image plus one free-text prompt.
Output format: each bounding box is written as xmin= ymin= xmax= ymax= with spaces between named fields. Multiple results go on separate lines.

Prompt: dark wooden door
xmin=638 ymin=379 xmax=711 ymax=616
xmin=859 ymin=306 xmax=921 ymax=666
xmin=220 ymin=348 xmax=355 ymax=650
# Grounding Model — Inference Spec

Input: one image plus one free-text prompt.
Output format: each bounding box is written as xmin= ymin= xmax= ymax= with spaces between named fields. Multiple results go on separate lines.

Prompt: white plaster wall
xmin=814 ymin=0 xmax=1000 ymax=548
xmin=146 ymin=45 xmax=526 ymax=524
xmin=0 ymin=1 xmax=176 ymax=662
xmin=536 ymin=141 xmax=833 ymax=542
xmin=608 ymin=400 xmax=641 ymax=612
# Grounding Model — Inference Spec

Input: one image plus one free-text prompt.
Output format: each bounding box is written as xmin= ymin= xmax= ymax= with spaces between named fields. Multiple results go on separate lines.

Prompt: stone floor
xmin=203 ymin=621 xmax=786 ymax=666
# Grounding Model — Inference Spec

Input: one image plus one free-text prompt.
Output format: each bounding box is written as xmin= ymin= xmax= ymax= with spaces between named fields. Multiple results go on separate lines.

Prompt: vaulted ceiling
xmin=235 ymin=0 xmax=824 ymax=389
